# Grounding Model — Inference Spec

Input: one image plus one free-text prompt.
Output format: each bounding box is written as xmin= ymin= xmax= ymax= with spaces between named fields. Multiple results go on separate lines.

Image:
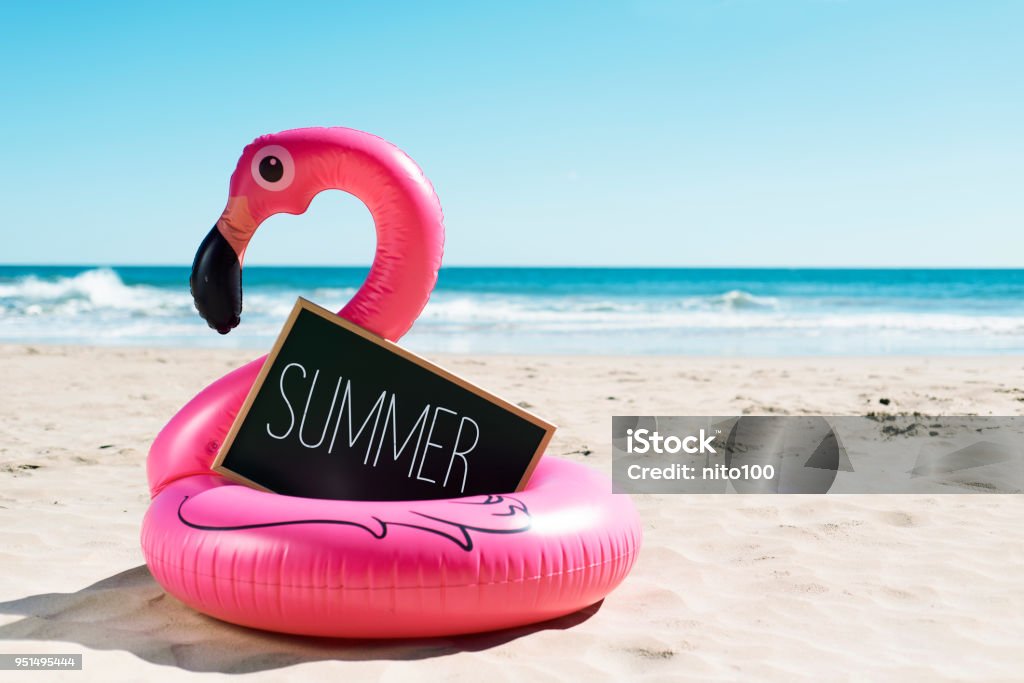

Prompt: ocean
xmin=1 ymin=266 xmax=1022 ymax=355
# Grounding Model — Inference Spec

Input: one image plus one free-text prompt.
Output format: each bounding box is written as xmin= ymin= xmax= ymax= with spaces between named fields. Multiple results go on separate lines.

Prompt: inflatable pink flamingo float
xmin=142 ymin=127 xmax=642 ymax=638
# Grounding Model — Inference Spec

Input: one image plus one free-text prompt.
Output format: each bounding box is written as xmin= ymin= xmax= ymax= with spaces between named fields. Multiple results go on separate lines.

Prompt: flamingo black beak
xmin=190 ymin=225 xmax=242 ymax=334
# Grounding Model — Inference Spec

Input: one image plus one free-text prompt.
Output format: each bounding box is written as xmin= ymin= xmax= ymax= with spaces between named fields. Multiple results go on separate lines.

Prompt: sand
xmin=0 ymin=344 xmax=1022 ymax=681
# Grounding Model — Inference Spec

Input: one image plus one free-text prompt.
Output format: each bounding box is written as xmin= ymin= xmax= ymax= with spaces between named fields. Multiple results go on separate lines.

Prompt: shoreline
xmin=3 ymin=265 xmax=1024 ymax=356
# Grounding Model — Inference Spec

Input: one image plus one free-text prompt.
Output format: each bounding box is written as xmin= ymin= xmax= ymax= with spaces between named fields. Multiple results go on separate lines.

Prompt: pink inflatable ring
xmin=141 ymin=127 xmax=642 ymax=638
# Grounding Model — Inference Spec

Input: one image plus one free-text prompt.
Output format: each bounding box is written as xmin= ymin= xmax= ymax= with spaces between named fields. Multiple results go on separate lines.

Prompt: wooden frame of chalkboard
xmin=210 ymin=297 xmax=556 ymax=498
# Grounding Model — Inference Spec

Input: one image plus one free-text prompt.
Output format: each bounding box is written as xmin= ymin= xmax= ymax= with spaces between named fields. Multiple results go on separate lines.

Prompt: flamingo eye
xmin=250 ymin=145 xmax=294 ymax=191
xmin=259 ymin=156 xmax=283 ymax=182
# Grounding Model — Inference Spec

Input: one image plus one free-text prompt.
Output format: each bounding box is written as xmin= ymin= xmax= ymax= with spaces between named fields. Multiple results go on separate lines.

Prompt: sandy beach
xmin=1 ymin=344 xmax=1022 ymax=681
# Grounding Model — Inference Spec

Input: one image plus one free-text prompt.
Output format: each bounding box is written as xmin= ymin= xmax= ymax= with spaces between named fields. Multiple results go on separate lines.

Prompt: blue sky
xmin=0 ymin=1 xmax=1020 ymax=267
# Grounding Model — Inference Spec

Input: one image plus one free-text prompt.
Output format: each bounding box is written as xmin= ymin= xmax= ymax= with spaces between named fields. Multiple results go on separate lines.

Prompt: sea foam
xmin=1 ymin=267 xmax=1022 ymax=354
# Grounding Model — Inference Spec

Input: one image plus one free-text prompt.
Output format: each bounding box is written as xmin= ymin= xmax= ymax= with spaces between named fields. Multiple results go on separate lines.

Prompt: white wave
xmin=708 ymin=289 xmax=779 ymax=310
xmin=0 ymin=268 xmax=128 ymax=302
xmin=1 ymin=271 xmax=1022 ymax=353
xmin=0 ymin=268 xmax=187 ymax=316
xmin=0 ymin=268 xmax=346 ymax=319
xmin=413 ymin=294 xmax=1023 ymax=335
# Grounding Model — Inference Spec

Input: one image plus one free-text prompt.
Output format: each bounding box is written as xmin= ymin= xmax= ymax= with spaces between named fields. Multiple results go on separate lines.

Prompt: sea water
xmin=1 ymin=266 xmax=1022 ymax=355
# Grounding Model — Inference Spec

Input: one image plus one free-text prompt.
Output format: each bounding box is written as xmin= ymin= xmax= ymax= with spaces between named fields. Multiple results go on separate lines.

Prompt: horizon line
xmin=1 ymin=263 xmax=1023 ymax=271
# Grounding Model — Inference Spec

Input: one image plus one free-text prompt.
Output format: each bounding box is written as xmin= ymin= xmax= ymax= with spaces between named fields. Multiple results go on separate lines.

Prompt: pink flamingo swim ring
xmin=141 ymin=127 xmax=642 ymax=638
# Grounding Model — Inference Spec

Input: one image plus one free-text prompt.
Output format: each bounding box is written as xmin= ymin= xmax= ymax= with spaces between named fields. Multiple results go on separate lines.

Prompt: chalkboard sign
xmin=212 ymin=298 xmax=556 ymax=501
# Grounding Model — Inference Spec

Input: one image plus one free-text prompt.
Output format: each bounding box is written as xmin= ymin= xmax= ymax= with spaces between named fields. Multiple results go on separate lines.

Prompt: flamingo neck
xmin=307 ymin=129 xmax=444 ymax=342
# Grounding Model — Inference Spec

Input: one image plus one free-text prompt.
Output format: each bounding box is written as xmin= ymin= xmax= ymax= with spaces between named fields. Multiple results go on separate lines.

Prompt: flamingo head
xmin=191 ymin=130 xmax=334 ymax=334
xmin=190 ymin=126 xmax=444 ymax=339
